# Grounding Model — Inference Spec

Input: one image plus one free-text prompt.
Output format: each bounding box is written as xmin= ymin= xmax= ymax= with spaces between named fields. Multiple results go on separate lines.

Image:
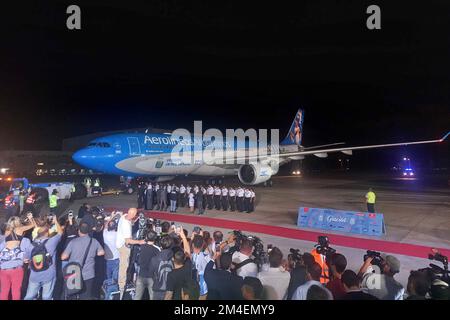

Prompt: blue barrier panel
xmin=297 ymin=207 xmax=386 ymax=236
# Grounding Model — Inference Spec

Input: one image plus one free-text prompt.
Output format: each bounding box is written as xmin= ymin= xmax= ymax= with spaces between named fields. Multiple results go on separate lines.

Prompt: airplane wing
xmin=233 ymin=131 xmax=450 ymax=162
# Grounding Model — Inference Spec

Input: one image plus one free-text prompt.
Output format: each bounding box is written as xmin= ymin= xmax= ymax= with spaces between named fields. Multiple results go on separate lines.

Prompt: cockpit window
xmin=87 ymin=142 xmax=111 ymax=148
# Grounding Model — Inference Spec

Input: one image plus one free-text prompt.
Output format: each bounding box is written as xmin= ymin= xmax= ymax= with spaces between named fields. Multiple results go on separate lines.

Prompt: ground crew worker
xmin=24 ymin=191 xmax=37 ymax=216
xmin=221 ymin=186 xmax=229 ymax=211
xmin=179 ymin=184 xmax=186 ymax=207
xmin=4 ymin=191 xmax=18 ymax=219
xmin=365 ymin=188 xmax=376 ymax=213
xmin=85 ymin=177 xmax=92 ymax=197
xmin=236 ymin=187 xmax=244 ymax=212
xmin=214 ymin=186 xmax=221 ymax=210
xmin=70 ymin=184 xmax=76 ymax=202
xmin=206 ymin=185 xmax=214 ymax=209
xmin=49 ymin=189 xmax=59 ymax=213
xmin=244 ymin=188 xmax=252 ymax=213
xmin=228 ymin=187 xmax=236 ymax=211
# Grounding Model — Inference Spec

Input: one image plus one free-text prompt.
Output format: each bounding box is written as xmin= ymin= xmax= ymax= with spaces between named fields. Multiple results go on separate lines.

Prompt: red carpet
xmin=106 ymin=207 xmax=450 ymax=259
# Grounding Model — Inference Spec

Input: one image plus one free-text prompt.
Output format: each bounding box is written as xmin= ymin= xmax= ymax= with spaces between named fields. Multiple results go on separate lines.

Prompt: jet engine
xmin=238 ymin=163 xmax=273 ymax=185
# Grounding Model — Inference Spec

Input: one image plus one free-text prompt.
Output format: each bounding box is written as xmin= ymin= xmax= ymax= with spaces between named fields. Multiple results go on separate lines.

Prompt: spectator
xmin=103 ymin=215 xmax=120 ymax=284
xmin=292 ymin=262 xmax=333 ymax=300
xmin=23 ymin=215 xmax=63 ymax=300
xmin=340 ymin=270 xmax=378 ymax=300
xmin=358 ymin=254 xmax=404 ymax=300
xmin=165 ymin=230 xmax=192 ymax=300
xmin=77 ymin=204 xmax=90 ymax=220
xmin=0 ymin=215 xmax=34 ymax=300
xmin=61 ymin=222 xmax=105 ymax=299
xmin=211 ymin=231 xmax=223 ymax=253
xmin=406 ymin=271 xmax=430 ymax=300
xmin=135 ymin=230 xmax=161 ymax=300
xmin=115 ymin=208 xmax=145 ymax=299
xmin=204 ymin=251 xmax=244 ymax=300
xmin=257 ymin=247 xmax=290 ymax=300
xmin=191 ymin=234 xmax=212 ymax=299
xmin=326 ymin=253 xmax=347 ymax=299
xmin=80 ymin=208 xmax=96 ymax=234
xmin=231 ymin=238 xmax=258 ymax=278
xmin=307 ymin=284 xmax=332 ymax=300
xmin=286 ymin=252 xmax=315 ymax=300
xmin=241 ymin=277 xmax=264 ymax=300
xmin=181 ymin=278 xmax=200 ymax=300
xmin=151 ymin=235 xmax=175 ymax=300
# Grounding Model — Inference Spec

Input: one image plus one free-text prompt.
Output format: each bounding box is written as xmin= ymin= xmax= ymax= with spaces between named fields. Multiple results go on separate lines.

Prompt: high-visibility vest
xmin=94 ymin=179 xmax=100 ymax=187
xmin=71 ymin=185 xmax=76 ymax=193
xmin=4 ymin=195 xmax=14 ymax=207
xmin=366 ymin=191 xmax=376 ymax=204
xmin=49 ymin=195 xmax=58 ymax=208
xmin=26 ymin=194 xmax=36 ymax=204
xmin=311 ymin=249 xmax=330 ymax=284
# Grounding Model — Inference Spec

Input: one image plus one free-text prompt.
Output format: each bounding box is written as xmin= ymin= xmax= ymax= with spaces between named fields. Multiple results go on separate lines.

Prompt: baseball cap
xmin=384 ymin=255 xmax=401 ymax=273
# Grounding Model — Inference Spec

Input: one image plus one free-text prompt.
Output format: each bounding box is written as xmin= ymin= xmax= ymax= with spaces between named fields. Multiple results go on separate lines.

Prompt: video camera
xmin=418 ymin=249 xmax=449 ymax=284
xmin=288 ymin=248 xmax=303 ymax=267
xmin=363 ymin=250 xmax=384 ymax=269
xmin=230 ymin=230 xmax=265 ymax=270
xmin=314 ymin=236 xmax=336 ymax=257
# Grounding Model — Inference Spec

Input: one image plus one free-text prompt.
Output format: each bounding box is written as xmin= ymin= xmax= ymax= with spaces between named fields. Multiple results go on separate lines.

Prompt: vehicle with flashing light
xmin=7 ymin=178 xmax=87 ymax=206
xmin=402 ymin=167 xmax=415 ymax=177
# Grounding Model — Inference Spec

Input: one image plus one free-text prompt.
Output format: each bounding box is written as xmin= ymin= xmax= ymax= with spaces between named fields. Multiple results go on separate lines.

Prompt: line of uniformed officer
xmin=138 ymin=181 xmax=256 ymax=214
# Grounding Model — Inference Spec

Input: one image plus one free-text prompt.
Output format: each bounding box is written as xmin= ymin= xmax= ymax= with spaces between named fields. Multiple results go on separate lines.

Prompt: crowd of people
xmin=0 ymin=205 xmax=448 ymax=301
xmin=136 ymin=182 xmax=257 ymax=214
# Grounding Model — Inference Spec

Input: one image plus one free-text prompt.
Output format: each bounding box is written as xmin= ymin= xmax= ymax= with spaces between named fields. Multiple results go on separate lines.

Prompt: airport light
xmin=37 ymin=162 xmax=44 ymax=166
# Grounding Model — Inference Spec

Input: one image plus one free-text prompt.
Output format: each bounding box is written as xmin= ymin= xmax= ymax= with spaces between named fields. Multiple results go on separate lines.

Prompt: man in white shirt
xmin=292 ymin=262 xmax=333 ymax=300
xmin=103 ymin=214 xmax=120 ymax=283
xmin=257 ymin=247 xmax=290 ymax=300
xmin=116 ymin=208 xmax=145 ymax=298
xmin=232 ymin=238 xmax=258 ymax=278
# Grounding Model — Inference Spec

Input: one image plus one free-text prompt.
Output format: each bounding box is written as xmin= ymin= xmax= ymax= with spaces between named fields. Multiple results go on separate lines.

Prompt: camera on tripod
xmin=288 ymin=248 xmax=303 ymax=268
xmin=418 ymin=249 xmax=450 ymax=284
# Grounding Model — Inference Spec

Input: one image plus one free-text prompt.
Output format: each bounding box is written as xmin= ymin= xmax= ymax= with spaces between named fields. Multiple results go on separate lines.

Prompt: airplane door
xmin=127 ymin=137 xmax=141 ymax=155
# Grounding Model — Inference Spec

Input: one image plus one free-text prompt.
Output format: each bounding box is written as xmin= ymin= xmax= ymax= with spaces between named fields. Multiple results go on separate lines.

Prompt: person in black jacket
xmin=340 ymin=270 xmax=378 ymax=300
xmin=204 ymin=251 xmax=244 ymax=300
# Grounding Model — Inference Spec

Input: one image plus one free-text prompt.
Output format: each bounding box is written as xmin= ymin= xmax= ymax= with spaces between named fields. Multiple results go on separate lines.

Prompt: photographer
xmin=103 ymin=212 xmax=120 ymax=284
xmin=135 ymin=230 xmax=161 ymax=300
xmin=287 ymin=252 xmax=315 ymax=300
xmin=292 ymin=262 xmax=333 ymax=300
xmin=358 ymin=254 xmax=404 ymax=300
xmin=257 ymin=247 xmax=290 ymax=300
xmin=326 ymin=253 xmax=347 ymax=299
xmin=164 ymin=227 xmax=192 ymax=300
xmin=23 ymin=214 xmax=63 ymax=300
xmin=115 ymin=208 xmax=145 ymax=299
xmin=231 ymin=238 xmax=258 ymax=278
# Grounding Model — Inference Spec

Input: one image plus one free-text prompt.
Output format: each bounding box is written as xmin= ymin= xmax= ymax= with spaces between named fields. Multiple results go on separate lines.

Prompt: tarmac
xmin=2 ymin=173 xmax=449 ymax=290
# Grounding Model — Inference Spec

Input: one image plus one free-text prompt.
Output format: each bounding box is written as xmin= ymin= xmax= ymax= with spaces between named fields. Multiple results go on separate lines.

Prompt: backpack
xmin=153 ymin=258 xmax=173 ymax=291
xmin=30 ymin=239 xmax=52 ymax=272
xmin=62 ymin=238 xmax=93 ymax=297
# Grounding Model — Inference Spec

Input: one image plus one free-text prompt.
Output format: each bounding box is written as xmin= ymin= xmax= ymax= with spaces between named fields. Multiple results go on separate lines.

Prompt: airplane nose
xmin=72 ymin=149 xmax=89 ymax=166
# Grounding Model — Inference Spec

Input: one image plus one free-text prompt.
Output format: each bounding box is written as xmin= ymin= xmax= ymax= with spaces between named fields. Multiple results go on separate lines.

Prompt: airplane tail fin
xmin=280 ymin=108 xmax=305 ymax=146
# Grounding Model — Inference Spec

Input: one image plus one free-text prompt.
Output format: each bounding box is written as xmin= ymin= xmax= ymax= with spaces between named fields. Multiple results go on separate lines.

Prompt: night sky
xmin=0 ymin=1 xmax=449 ymax=169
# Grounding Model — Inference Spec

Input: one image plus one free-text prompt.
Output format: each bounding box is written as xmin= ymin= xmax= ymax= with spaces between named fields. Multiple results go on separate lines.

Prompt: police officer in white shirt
xmin=214 ymin=186 xmax=222 ymax=210
xmin=228 ymin=187 xmax=236 ymax=212
xmin=249 ymin=189 xmax=255 ymax=213
xmin=221 ymin=186 xmax=229 ymax=211
xmin=145 ymin=183 xmax=153 ymax=210
xmin=236 ymin=187 xmax=244 ymax=212
xmin=206 ymin=185 xmax=214 ymax=209
xmin=244 ymin=188 xmax=252 ymax=213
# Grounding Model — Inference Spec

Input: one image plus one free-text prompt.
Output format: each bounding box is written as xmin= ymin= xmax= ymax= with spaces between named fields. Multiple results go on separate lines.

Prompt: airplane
xmin=72 ymin=109 xmax=449 ymax=192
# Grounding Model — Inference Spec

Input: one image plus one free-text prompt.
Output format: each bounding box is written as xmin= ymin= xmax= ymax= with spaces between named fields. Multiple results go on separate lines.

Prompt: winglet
xmin=440 ymin=131 xmax=450 ymax=142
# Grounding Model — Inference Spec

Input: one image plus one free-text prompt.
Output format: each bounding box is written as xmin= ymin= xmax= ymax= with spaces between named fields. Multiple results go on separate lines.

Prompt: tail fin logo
xmin=281 ymin=109 xmax=304 ymax=146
